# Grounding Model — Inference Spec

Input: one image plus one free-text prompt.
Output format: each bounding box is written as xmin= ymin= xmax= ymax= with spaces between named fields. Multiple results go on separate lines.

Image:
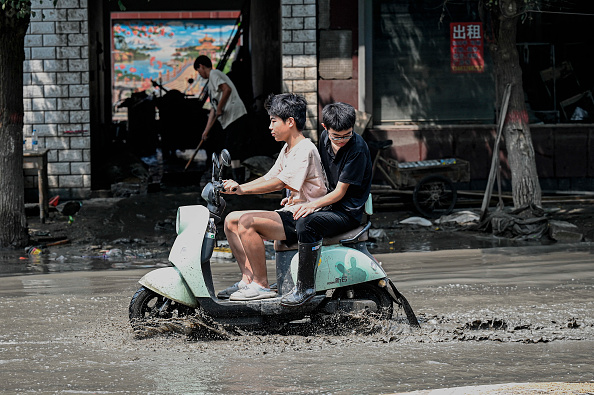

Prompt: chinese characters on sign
xmin=450 ymin=22 xmax=484 ymax=73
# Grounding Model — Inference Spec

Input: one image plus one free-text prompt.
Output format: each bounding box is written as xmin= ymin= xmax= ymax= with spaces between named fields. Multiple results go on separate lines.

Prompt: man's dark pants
xmin=296 ymin=210 xmax=360 ymax=243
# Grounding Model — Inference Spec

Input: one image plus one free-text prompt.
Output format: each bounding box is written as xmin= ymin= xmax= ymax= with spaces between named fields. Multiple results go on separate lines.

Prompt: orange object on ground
xmin=49 ymin=196 xmax=60 ymax=207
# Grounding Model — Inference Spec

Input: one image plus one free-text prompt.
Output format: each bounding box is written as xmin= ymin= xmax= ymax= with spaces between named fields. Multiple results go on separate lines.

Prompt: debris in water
xmin=400 ymin=217 xmax=433 ymax=227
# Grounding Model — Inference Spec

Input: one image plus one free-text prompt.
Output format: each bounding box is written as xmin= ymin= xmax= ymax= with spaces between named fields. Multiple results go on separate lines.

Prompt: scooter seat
xmin=274 ymin=224 xmax=369 ymax=252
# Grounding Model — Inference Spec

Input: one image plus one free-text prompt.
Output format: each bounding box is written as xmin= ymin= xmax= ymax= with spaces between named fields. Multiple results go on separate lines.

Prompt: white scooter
xmin=129 ymin=150 xmax=419 ymax=328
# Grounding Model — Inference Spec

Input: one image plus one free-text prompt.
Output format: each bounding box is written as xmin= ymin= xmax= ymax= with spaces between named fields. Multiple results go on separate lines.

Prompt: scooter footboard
xmin=139 ymin=267 xmax=198 ymax=307
xmin=286 ymin=245 xmax=387 ymax=292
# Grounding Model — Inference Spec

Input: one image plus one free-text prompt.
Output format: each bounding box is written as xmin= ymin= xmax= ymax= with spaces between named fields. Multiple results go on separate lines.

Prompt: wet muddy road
xmin=1 ymin=243 xmax=593 ymax=394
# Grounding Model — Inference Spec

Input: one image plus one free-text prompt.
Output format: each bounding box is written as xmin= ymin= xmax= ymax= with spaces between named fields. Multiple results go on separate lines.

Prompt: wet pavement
xmin=1 ymin=243 xmax=593 ymax=394
xmin=8 ymin=190 xmax=593 ymax=277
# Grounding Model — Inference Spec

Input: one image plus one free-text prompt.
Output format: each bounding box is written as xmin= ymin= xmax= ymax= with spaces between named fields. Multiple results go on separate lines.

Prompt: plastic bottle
xmin=26 ymin=246 xmax=42 ymax=255
xmin=32 ymin=129 xmax=38 ymax=151
xmin=201 ymin=218 xmax=217 ymax=262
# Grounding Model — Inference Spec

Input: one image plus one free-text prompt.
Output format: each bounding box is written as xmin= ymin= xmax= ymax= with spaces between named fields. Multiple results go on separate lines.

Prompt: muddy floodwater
xmin=1 ymin=243 xmax=593 ymax=394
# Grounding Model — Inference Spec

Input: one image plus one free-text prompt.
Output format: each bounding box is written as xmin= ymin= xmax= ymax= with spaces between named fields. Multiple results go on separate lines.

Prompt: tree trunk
xmin=0 ymin=6 xmax=30 ymax=248
xmin=485 ymin=0 xmax=542 ymax=209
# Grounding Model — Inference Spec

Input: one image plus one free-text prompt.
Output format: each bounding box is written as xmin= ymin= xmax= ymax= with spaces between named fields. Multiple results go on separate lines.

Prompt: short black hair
xmin=193 ymin=55 xmax=212 ymax=70
xmin=322 ymin=102 xmax=356 ymax=132
xmin=264 ymin=93 xmax=308 ymax=131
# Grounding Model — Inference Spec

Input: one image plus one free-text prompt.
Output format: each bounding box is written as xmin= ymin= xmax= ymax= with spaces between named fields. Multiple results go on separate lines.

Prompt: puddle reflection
xmin=0 ymin=250 xmax=169 ymax=277
xmin=0 ymin=229 xmax=576 ymax=278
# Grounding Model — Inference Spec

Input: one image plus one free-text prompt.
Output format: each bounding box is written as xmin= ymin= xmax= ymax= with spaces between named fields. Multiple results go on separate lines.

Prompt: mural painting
xmin=111 ymin=17 xmax=237 ymax=121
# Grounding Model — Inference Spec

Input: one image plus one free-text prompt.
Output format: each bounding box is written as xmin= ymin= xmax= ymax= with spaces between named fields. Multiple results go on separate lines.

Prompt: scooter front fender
xmin=290 ymin=245 xmax=387 ymax=291
xmin=168 ymin=205 xmax=211 ymax=298
xmin=139 ymin=267 xmax=198 ymax=307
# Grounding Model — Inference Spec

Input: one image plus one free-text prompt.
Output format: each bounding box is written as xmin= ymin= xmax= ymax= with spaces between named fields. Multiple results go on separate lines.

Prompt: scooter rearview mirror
xmin=220 ymin=149 xmax=231 ymax=167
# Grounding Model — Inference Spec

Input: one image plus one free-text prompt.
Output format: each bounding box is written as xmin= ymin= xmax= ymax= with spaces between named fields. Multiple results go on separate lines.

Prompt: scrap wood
xmin=481 ymin=83 xmax=512 ymax=221
xmin=44 ymin=239 xmax=70 ymax=247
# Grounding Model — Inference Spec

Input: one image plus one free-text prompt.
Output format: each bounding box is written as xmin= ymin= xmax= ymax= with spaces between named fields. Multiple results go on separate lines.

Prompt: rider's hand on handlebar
xmin=222 ymin=179 xmax=241 ymax=194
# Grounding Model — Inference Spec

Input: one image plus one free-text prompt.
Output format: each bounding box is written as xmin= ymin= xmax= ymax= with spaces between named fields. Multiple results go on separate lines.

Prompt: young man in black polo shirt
xmin=280 ymin=102 xmax=373 ymax=306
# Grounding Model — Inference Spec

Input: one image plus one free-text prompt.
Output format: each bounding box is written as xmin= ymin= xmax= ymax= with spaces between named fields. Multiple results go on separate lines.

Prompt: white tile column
xmin=281 ymin=0 xmax=318 ymax=141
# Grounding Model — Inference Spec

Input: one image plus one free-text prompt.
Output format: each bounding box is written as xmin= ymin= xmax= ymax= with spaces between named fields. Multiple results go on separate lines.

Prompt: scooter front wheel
xmin=129 ymin=286 xmax=195 ymax=327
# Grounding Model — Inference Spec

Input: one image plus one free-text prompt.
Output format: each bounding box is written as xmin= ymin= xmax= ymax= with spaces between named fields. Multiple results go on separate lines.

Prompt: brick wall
xmin=23 ymin=0 xmax=91 ymax=200
xmin=281 ymin=0 xmax=318 ymax=141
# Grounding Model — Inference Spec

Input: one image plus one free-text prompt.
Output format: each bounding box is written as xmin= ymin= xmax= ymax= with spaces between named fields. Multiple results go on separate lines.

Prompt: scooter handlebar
xmin=201 ymin=149 xmax=231 ymax=215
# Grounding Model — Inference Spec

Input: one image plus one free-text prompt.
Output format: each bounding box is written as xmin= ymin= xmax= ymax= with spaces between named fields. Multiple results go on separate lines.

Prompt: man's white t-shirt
xmin=207 ymin=69 xmax=247 ymax=129
xmin=264 ymin=138 xmax=328 ymax=214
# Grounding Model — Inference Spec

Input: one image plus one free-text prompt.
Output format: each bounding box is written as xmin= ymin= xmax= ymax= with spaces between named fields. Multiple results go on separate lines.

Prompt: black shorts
xmin=276 ymin=210 xmax=298 ymax=245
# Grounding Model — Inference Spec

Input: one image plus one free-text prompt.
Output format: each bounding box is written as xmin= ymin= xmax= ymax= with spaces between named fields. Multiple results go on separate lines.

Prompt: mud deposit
xmin=1 ymin=245 xmax=593 ymax=394
xmin=11 ymin=186 xmax=594 ymax=278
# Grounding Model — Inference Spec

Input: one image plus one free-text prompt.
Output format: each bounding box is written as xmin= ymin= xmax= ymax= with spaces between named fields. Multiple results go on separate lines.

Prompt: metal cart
xmin=368 ymin=140 xmax=470 ymax=218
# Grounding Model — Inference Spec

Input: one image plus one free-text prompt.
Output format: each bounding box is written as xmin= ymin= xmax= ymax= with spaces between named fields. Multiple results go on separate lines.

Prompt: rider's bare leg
xmin=237 ymin=211 xmax=286 ymax=289
xmin=224 ymin=210 xmax=261 ymax=284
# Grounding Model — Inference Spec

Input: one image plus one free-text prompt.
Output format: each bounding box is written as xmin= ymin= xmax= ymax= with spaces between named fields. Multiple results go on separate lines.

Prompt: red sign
xmin=450 ymin=22 xmax=484 ymax=73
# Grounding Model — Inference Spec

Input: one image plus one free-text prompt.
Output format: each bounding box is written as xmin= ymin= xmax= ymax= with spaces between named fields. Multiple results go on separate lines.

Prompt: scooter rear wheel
xmin=129 ymin=286 xmax=195 ymax=327
xmin=331 ymin=283 xmax=394 ymax=319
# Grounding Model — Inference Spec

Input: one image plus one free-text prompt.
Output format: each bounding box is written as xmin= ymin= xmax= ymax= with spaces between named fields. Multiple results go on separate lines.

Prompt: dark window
xmin=518 ymin=3 xmax=594 ymax=123
xmin=372 ymin=0 xmax=495 ymax=125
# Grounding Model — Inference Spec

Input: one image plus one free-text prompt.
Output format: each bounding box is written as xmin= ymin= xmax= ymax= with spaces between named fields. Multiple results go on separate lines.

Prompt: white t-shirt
xmin=207 ymin=69 xmax=247 ymax=129
xmin=264 ymin=138 xmax=328 ymax=213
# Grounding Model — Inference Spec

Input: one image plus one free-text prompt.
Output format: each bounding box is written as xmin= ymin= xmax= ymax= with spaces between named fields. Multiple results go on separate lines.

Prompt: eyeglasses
xmin=328 ymin=131 xmax=353 ymax=141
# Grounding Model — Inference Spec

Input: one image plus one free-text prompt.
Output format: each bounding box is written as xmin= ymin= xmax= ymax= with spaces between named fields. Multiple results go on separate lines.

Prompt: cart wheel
xmin=413 ymin=175 xmax=457 ymax=218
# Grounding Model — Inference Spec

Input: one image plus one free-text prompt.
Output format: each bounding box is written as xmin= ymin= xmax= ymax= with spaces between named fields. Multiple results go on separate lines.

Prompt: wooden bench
xmin=23 ymin=149 xmax=49 ymax=223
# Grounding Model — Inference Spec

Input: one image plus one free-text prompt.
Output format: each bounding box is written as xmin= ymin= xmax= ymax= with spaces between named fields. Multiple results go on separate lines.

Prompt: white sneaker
xmin=217 ymin=280 xmax=247 ymax=299
xmin=229 ymin=282 xmax=277 ymax=301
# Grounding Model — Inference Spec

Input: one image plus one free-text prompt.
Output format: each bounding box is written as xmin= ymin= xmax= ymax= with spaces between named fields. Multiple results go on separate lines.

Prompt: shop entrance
xmin=88 ymin=0 xmax=282 ymax=190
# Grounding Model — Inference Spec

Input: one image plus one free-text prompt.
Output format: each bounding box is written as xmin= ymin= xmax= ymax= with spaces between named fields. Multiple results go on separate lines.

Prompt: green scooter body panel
xmin=139 ymin=267 xmax=198 ymax=307
xmin=167 ymin=205 xmax=211 ymax=298
xmin=290 ymin=245 xmax=387 ymax=291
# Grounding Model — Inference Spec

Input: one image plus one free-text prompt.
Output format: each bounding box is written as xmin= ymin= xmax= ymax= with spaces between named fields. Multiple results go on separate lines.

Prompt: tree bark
xmin=483 ymin=0 xmax=542 ymax=209
xmin=0 ymin=6 xmax=30 ymax=248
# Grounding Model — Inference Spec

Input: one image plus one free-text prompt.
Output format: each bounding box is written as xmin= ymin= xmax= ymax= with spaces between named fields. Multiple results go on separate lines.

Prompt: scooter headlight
xmin=201 ymin=182 xmax=214 ymax=203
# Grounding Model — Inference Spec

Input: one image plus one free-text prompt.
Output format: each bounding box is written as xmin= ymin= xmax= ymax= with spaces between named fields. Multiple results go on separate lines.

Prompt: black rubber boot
xmin=280 ymin=240 xmax=322 ymax=307
xmin=232 ymin=167 xmax=245 ymax=184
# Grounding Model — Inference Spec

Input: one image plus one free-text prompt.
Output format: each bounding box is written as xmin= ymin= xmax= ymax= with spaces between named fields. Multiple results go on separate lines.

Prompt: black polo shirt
xmin=319 ymin=129 xmax=372 ymax=222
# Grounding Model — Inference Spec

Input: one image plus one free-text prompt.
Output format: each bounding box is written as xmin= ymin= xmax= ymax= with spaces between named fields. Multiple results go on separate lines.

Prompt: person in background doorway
xmin=194 ymin=55 xmax=248 ymax=182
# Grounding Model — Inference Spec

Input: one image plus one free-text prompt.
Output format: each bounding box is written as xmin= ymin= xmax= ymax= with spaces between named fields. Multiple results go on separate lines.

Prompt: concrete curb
xmin=390 ymin=382 xmax=594 ymax=394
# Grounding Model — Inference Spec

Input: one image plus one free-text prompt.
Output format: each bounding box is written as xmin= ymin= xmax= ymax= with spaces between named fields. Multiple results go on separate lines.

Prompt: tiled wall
xmin=281 ymin=0 xmax=318 ymax=141
xmin=23 ymin=0 xmax=91 ymax=200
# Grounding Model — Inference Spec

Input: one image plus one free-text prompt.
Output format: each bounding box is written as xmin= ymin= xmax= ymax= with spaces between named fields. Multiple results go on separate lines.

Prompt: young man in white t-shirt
xmin=219 ymin=93 xmax=327 ymax=301
xmin=194 ymin=55 xmax=248 ymax=181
